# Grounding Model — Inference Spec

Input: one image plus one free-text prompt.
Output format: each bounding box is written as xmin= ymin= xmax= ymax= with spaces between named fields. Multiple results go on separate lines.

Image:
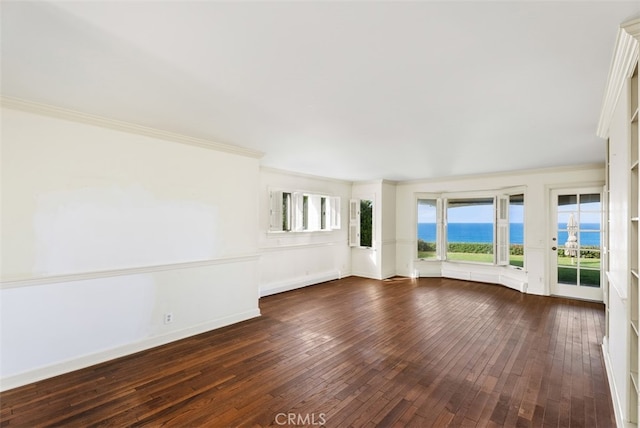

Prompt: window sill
xmin=414 ymin=259 xmax=525 ymax=270
xmin=267 ymin=229 xmax=337 ymax=235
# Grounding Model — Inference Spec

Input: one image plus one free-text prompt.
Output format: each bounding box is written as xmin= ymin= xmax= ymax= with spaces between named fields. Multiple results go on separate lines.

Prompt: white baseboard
xmin=499 ymin=275 xmax=527 ymax=293
xmin=441 ymin=268 xmax=527 ymax=293
xmin=0 ymin=308 xmax=260 ymax=392
xmin=259 ymin=271 xmax=342 ymax=297
xmin=602 ymin=339 xmax=628 ymax=428
xmin=442 ymin=269 xmax=471 ymax=280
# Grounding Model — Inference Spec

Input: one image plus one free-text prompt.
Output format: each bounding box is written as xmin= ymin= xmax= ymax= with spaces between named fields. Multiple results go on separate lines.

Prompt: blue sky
xmin=418 ymin=200 xmax=601 ymax=224
xmin=418 ymin=203 xmax=524 ymax=223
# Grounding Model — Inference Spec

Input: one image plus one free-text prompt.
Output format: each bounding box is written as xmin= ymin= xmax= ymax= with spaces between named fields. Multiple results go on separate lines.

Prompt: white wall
xmin=395 ymin=165 xmax=605 ymax=295
xmin=381 ymin=181 xmax=397 ymax=279
xmin=0 ymin=106 xmax=261 ymax=390
xmin=258 ymin=168 xmax=352 ymax=296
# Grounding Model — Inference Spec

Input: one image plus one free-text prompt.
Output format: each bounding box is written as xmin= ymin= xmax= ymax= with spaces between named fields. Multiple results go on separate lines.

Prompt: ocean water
xmin=417 ymin=223 xmax=601 ymax=246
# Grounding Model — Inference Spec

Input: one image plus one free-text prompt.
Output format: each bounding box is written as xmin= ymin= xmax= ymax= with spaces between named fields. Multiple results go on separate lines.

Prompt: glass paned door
xmin=550 ymin=188 xmax=603 ymax=301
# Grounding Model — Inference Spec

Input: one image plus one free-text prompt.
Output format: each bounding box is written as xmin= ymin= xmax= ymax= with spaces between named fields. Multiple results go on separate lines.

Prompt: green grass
xmin=447 ymin=252 xmax=494 ymax=263
xmin=510 ymin=256 xmax=524 ymax=268
xmin=558 ymin=268 xmax=600 ymax=287
xmin=557 ymin=258 xmax=600 ymax=269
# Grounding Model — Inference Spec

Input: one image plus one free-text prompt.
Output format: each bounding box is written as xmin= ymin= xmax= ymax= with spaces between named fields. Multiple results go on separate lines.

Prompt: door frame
xmin=548 ymin=185 xmax=604 ymax=302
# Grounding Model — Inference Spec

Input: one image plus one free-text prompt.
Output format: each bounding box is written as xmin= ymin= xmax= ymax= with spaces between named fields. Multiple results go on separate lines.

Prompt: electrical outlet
xmin=164 ymin=313 xmax=173 ymax=324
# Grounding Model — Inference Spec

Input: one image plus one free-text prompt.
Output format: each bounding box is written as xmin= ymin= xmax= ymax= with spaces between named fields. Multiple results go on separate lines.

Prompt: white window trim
xmin=348 ymin=199 xmax=360 ymax=247
xmin=349 ymin=196 xmax=375 ymax=248
xmin=415 ymin=193 xmax=442 ymax=260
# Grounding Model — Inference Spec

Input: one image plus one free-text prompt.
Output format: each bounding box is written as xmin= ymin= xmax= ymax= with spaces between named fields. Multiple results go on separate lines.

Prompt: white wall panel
xmin=1 ymin=107 xmax=259 ymax=280
xmin=608 ymin=284 xmax=630 ymax=419
xmin=608 ymin=84 xmax=631 ymax=299
xmin=0 ymin=106 xmax=260 ymax=389
xmin=604 ymin=76 xmax=633 ymax=422
xmin=1 ymin=257 xmax=259 ymax=389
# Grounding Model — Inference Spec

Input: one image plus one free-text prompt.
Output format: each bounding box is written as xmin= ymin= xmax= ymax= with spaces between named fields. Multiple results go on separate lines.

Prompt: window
xmin=415 ymin=189 xmax=525 ymax=266
xmin=417 ymin=198 xmax=438 ymax=259
xmin=269 ymin=190 xmax=340 ymax=233
xmin=282 ymin=192 xmax=292 ymax=231
xmin=302 ymin=195 xmax=309 ymax=230
xmin=556 ymin=193 xmax=601 ymax=287
xmin=360 ymin=200 xmax=373 ymax=247
xmin=349 ymin=198 xmax=374 ymax=247
xmin=321 ymin=197 xmax=327 ymax=230
xmin=331 ymin=197 xmax=341 ymax=230
xmin=509 ymin=194 xmax=524 ymax=267
xmin=446 ymin=197 xmax=495 ymax=263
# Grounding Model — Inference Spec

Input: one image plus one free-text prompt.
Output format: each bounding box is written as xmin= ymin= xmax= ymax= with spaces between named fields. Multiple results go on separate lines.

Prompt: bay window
xmin=446 ymin=197 xmax=495 ymax=263
xmin=416 ymin=189 xmax=525 ymax=267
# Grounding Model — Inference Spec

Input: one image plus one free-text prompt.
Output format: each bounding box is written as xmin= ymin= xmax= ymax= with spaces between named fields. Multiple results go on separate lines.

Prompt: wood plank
xmin=0 ymin=277 xmax=616 ymax=427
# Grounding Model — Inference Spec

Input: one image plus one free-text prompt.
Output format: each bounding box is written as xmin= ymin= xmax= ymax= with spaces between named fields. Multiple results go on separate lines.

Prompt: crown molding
xmin=352 ymin=178 xmax=399 ymax=186
xmin=260 ymin=165 xmax=353 ymax=185
xmin=597 ymin=17 xmax=640 ymax=138
xmin=0 ymin=96 xmax=264 ymax=159
xmin=396 ymin=162 xmax=604 ymax=186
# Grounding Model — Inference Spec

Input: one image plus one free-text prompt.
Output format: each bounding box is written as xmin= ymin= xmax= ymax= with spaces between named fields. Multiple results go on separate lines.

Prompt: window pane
xmin=417 ymin=199 xmax=437 ymax=259
xmin=302 ymin=195 xmax=309 ymax=230
xmin=579 ymin=193 xmax=600 ymax=207
xmin=580 ymin=231 xmax=600 ymax=248
xmin=558 ymin=266 xmax=578 ymax=285
xmin=509 ymin=194 xmax=524 ymax=267
xmin=360 ymin=200 xmax=373 ymax=247
xmin=557 ymin=212 xmax=573 ymax=229
xmin=580 ymin=247 xmax=601 ymax=270
xmin=558 ymin=195 xmax=578 ymax=212
xmin=580 ymin=211 xmax=601 ymax=230
xmin=447 ymin=198 xmax=494 ymax=263
xmin=320 ymin=197 xmax=327 ymax=230
xmin=580 ymin=268 xmax=601 ymax=287
xmin=282 ymin=192 xmax=291 ymax=231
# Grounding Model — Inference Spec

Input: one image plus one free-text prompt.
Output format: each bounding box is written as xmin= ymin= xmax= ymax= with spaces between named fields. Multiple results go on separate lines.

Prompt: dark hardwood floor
xmin=0 ymin=276 xmax=615 ymax=427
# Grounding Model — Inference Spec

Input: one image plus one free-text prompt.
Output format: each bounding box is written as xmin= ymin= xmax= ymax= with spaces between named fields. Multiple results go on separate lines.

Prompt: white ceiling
xmin=2 ymin=1 xmax=639 ymax=181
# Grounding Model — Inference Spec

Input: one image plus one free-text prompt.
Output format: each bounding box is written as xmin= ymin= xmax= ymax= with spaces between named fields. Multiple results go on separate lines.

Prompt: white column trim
xmin=1 ymin=96 xmax=264 ymax=159
xmin=597 ymin=18 xmax=640 ymax=138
